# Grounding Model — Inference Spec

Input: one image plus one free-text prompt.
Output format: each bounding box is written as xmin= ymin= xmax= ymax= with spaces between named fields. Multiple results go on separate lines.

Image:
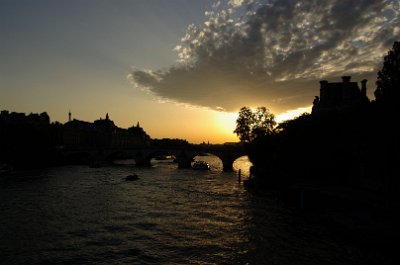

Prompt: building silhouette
xmin=312 ymin=76 xmax=369 ymax=113
xmin=62 ymin=113 xmax=150 ymax=149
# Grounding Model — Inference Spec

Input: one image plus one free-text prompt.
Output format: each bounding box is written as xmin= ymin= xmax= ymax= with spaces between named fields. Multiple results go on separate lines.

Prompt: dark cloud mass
xmin=129 ymin=0 xmax=400 ymax=113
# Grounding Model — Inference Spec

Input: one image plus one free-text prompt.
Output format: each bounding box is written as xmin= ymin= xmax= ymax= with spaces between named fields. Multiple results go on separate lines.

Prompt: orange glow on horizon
xmin=212 ymin=111 xmax=239 ymax=143
xmin=275 ymin=106 xmax=312 ymax=123
xmin=90 ymin=103 xmax=312 ymax=144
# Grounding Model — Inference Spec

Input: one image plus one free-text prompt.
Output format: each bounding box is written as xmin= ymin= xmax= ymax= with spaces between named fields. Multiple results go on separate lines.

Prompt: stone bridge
xmin=61 ymin=144 xmax=245 ymax=171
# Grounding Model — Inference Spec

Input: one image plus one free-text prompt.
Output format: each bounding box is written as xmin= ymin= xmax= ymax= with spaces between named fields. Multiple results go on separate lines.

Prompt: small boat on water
xmin=192 ymin=161 xmax=210 ymax=170
xmin=125 ymin=174 xmax=139 ymax=181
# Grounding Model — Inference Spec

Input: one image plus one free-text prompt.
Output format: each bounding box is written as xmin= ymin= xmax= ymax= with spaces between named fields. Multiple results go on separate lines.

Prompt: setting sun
xmin=213 ymin=111 xmax=239 ymax=142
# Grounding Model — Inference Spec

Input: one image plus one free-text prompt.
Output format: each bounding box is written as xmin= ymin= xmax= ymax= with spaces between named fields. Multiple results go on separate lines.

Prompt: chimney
xmin=342 ymin=76 xmax=351 ymax=83
xmin=361 ymin=79 xmax=367 ymax=97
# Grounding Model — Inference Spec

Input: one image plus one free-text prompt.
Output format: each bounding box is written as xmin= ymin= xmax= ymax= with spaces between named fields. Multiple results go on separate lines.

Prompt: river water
xmin=0 ymin=156 xmax=381 ymax=264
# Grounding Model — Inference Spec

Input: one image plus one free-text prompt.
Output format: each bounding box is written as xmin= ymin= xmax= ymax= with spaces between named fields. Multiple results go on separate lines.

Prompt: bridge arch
xmin=129 ymin=149 xmax=177 ymax=167
xmin=232 ymin=155 xmax=253 ymax=177
xmin=215 ymin=152 xmax=247 ymax=171
xmin=175 ymin=150 xmax=245 ymax=171
xmin=192 ymin=153 xmax=223 ymax=171
xmin=104 ymin=150 xmax=130 ymax=162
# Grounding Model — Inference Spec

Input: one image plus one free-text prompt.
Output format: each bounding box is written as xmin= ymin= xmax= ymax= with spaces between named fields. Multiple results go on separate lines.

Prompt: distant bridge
xmin=61 ymin=144 xmax=246 ymax=171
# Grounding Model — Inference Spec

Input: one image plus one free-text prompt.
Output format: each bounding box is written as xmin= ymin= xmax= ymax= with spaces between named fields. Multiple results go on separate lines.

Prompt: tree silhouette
xmin=234 ymin=106 xmax=276 ymax=142
xmin=252 ymin=107 xmax=276 ymax=138
xmin=234 ymin=107 xmax=254 ymax=142
xmin=374 ymin=41 xmax=400 ymax=104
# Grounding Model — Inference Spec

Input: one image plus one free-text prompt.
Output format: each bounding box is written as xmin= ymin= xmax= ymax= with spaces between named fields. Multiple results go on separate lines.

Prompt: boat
xmin=125 ymin=174 xmax=139 ymax=181
xmin=192 ymin=161 xmax=210 ymax=170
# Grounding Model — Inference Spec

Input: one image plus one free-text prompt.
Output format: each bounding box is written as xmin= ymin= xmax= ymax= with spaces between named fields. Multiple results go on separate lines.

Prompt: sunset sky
xmin=1 ymin=0 xmax=399 ymax=143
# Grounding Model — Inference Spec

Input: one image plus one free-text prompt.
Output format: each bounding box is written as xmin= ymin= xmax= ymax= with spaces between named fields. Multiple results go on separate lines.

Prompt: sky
xmin=1 ymin=0 xmax=399 ymax=143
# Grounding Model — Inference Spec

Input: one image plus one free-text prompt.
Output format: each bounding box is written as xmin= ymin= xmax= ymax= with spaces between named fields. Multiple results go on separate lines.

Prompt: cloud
xmin=129 ymin=0 xmax=400 ymax=114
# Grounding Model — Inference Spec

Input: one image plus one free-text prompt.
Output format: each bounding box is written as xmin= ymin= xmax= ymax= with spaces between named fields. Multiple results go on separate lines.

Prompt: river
xmin=0 ymin=156 xmax=384 ymax=264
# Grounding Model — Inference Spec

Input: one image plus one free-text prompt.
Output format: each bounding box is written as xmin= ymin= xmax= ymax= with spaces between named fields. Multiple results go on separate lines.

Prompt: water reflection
xmin=0 ymin=157 xmax=251 ymax=264
xmin=233 ymin=156 xmax=253 ymax=178
xmin=0 ymin=157 xmax=370 ymax=264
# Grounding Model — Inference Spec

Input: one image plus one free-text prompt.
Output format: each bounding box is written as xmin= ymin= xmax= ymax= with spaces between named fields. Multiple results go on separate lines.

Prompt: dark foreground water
xmin=0 ymin=157 xmax=389 ymax=264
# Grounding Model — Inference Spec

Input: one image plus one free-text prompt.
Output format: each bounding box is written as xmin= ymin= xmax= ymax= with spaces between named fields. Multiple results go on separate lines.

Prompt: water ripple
xmin=1 ymin=157 xmax=373 ymax=264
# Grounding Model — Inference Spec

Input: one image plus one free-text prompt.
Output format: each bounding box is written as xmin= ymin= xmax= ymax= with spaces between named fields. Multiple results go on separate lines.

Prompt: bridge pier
xmin=215 ymin=151 xmax=238 ymax=171
xmin=177 ymin=160 xmax=192 ymax=168
xmin=221 ymin=157 xmax=234 ymax=171
xmin=175 ymin=150 xmax=194 ymax=169
xmin=134 ymin=159 xmax=152 ymax=167
xmin=133 ymin=152 xmax=152 ymax=167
